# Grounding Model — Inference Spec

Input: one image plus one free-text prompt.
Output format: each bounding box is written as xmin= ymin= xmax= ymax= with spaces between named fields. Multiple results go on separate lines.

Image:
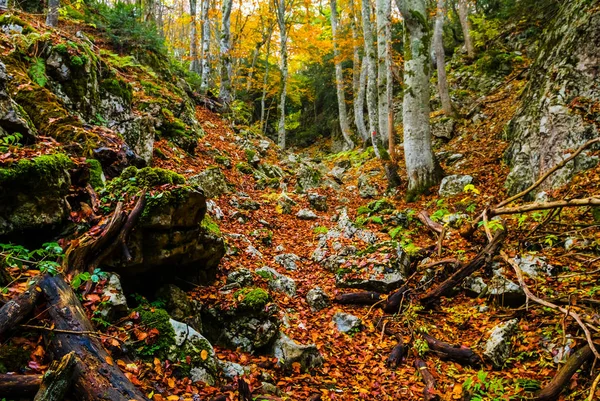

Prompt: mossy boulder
xmin=0 ymin=153 xmax=73 ymax=237
xmin=187 ymin=167 xmax=230 ymax=199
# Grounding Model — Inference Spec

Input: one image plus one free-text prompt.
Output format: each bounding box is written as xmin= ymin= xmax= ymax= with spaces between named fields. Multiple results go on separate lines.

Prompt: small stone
xmin=306 ymin=287 xmax=330 ymax=312
xmin=274 ymin=253 xmax=300 ymax=271
xmin=256 ymin=267 xmax=297 ymax=297
xmin=483 ymin=319 xmax=519 ymax=368
xmin=439 ymin=175 xmax=473 ymax=197
xmin=226 ymin=268 xmax=254 ymax=287
xmin=333 ymin=312 xmax=361 ymax=333
xmin=188 ymin=167 xmax=230 ymax=198
xmin=308 ymin=193 xmax=328 ymax=212
xmin=97 ymin=273 xmax=128 ymax=321
xmin=269 ymin=332 xmax=323 ymax=370
xmin=514 ymin=255 xmax=554 ymax=277
xmin=296 ymin=209 xmax=318 ymax=220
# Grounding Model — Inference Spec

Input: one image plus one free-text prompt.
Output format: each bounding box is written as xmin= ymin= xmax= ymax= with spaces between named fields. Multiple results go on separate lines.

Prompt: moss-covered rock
xmin=133 ymin=307 xmax=176 ymax=359
xmin=87 ymin=158 xmax=105 ymax=189
xmin=235 ymin=287 xmax=270 ymax=310
xmin=187 ymin=167 xmax=230 ymax=198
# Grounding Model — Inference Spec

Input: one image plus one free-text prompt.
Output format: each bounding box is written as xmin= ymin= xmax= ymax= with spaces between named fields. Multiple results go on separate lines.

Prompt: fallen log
xmin=414 ymin=359 xmax=439 ymax=401
xmin=534 ymin=343 xmax=599 ymax=401
xmin=420 ymin=229 xmax=506 ymax=306
xmin=34 ymin=352 xmax=76 ymax=401
xmin=383 ymin=286 xmax=410 ymax=314
xmin=334 ymin=292 xmax=382 ymax=305
xmin=422 ymin=334 xmax=482 ymax=367
xmin=386 ymin=340 xmax=406 ymax=368
xmin=417 ymin=211 xmax=443 ymax=235
xmin=0 ymin=275 xmax=45 ymax=337
xmin=0 ymin=374 xmax=42 ymax=397
xmin=40 ymin=274 xmax=149 ymax=401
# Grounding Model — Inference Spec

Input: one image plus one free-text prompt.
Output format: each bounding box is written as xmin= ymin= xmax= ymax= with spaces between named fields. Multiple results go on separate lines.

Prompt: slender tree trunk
xmin=361 ymin=0 xmax=378 ymax=138
xmin=434 ymin=0 xmax=453 ymax=115
xmin=275 ymin=0 xmax=289 ymax=149
xmin=330 ymin=0 xmax=355 ymax=150
xmin=457 ymin=0 xmax=474 ymax=58
xmin=260 ymin=29 xmax=273 ymax=133
xmin=200 ymin=0 xmax=211 ymax=91
xmin=189 ymin=0 xmax=200 ymax=73
xmin=376 ymin=0 xmax=390 ymax=144
xmin=351 ymin=0 xmax=369 ymax=142
xmin=46 ymin=0 xmax=59 ymax=27
xmin=219 ymin=0 xmax=233 ymax=105
xmin=396 ymin=0 xmax=443 ymax=198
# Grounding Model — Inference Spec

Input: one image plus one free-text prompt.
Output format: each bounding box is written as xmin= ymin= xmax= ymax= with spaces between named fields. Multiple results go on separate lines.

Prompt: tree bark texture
xmin=361 ymin=0 xmax=378 ymax=137
xmin=200 ymin=0 xmax=211 ymax=91
xmin=189 ymin=0 xmax=200 ymax=73
xmin=0 ymin=275 xmax=44 ymax=338
xmin=276 ymin=0 xmax=289 ymax=149
xmin=34 ymin=352 xmax=76 ymax=401
xmin=330 ymin=0 xmax=355 ymax=150
xmin=219 ymin=0 xmax=233 ymax=105
xmin=0 ymin=374 xmax=42 ymax=397
xmin=376 ymin=0 xmax=390 ymax=144
xmin=46 ymin=0 xmax=59 ymax=27
xmin=434 ymin=0 xmax=453 ymax=115
xmin=457 ymin=0 xmax=474 ymax=58
xmin=351 ymin=0 xmax=369 ymax=142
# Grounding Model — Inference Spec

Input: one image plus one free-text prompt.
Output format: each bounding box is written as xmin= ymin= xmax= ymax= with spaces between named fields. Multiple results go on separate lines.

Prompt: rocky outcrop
xmin=269 ymin=332 xmax=323 ymax=370
xmin=504 ymin=0 xmax=600 ymax=195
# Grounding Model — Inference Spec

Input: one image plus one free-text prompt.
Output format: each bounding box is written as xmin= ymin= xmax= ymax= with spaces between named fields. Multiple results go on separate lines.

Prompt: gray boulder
xmin=226 ymin=268 xmax=254 ymax=288
xmin=488 ymin=274 xmax=526 ymax=306
xmin=169 ymin=319 xmax=218 ymax=385
xmin=439 ymin=175 xmax=473 ymax=197
xmin=431 ymin=117 xmax=455 ymax=139
xmin=358 ymin=171 xmax=379 ymax=198
xmin=308 ymin=193 xmax=328 ymax=212
xmin=97 ymin=273 xmax=128 ymax=321
xmin=270 ymin=332 xmax=323 ymax=370
xmin=218 ymin=361 xmax=250 ymax=380
xmin=296 ymin=164 xmax=322 ymax=192
xmin=188 ymin=167 xmax=230 ymax=198
xmin=333 ymin=312 xmax=361 ymax=334
xmin=483 ymin=319 xmax=519 ymax=368
xmin=514 ymin=255 xmax=554 ymax=277
xmin=156 ymin=284 xmax=202 ymax=331
xmin=296 ymin=209 xmax=318 ymax=220
xmin=256 ymin=267 xmax=297 ymax=297
xmin=306 ymin=287 xmax=330 ymax=312
xmin=274 ymin=253 xmax=300 ymax=271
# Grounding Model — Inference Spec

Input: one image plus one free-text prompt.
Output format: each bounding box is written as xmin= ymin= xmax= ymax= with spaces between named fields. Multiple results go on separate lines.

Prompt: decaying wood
xmin=116 ymin=190 xmax=146 ymax=262
xmin=386 ymin=340 xmax=406 ymax=368
xmin=534 ymin=344 xmax=599 ymax=401
xmin=34 ymin=352 xmax=76 ymax=401
xmin=0 ymin=374 xmax=42 ymax=397
xmin=422 ymin=334 xmax=482 ymax=366
xmin=0 ymin=275 xmax=44 ymax=337
xmin=420 ymin=229 xmax=506 ymax=306
xmin=374 ymin=317 xmax=402 ymax=342
xmin=417 ymin=211 xmax=443 ymax=235
xmin=238 ymin=377 xmax=252 ymax=401
xmin=491 ymin=197 xmax=600 ymax=217
xmin=501 ymin=251 xmax=600 ymax=360
xmin=383 ymin=286 xmax=410 ymax=314
xmin=414 ymin=358 xmax=439 ymax=401
xmin=334 ymin=291 xmax=382 ymax=305
xmin=40 ymin=274 xmax=149 ymax=401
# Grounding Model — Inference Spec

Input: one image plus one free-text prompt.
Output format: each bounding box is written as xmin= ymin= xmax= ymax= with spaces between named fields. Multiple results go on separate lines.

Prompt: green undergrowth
xmin=234 ymin=288 xmax=270 ymax=310
xmin=133 ymin=307 xmax=175 ymax=359
xmin=201 ymin=215 xmax=221 ymax=236
xmin=0 ymin=153 xmax=73 ymax=188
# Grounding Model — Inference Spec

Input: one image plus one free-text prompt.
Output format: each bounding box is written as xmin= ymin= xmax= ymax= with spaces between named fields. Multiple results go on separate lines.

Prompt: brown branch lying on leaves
xmin=0 ymin=374 xmax=42 ymax=397
xmin=383 ymin=286 xmax=411 ymax=314
xmin=420 ymin=229 xmax=506 ymax=306
xmin=534 ymin=343 xmax=599 ymax=401
xmin=422 ymin=334 xmax=482 ymax=367
xmin=500 ymin=251 xmax=600 ymax=360
xmin=417 ymin=211 xmax=443 ymax=235
xmin=334 ymin=292 xmax=382 ymax=305
xmin=0 ymin=275 xmax=45 ymax=337
xmin=414 ymin=358 xmax=439 ymax=401
xmin=386 ymin=339 xmax=406 ymax=368
xmin=491 ymin=197 xmax=600 ymax=216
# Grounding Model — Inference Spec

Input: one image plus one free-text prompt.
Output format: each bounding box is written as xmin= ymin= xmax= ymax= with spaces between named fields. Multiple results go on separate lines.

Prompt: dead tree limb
xmin=0 ymin=374 xmax=42 ymax=397
xmin=334 ymin=292 xmax=382 ymax=305
xmin=40 ymin=274 xmax=149 ymax=401
xmin=534 ymin=343 xmax=599 ymax=401
xmin=386 ymin=340 xmax=406 ymax=368
xmin=422 ymin=334 xmax=482 ymax=366
xmin=491 ymin=197 xmax=600 ymax=216
xmin=0 ymin=275 xmax=44 ymax=337
xmin=417 ymin=211 xmax=443 ymax=235
xmin=501 ymin=251 xmax=600 ymax=360
xmin=420 ymin=229 xmax=506 ymax=306
xmin=414 ymin=359 xmax=439 ymax=401
xmin=116 ymin=190 xmax=146 ymax=262
xmin=34 ymin=352 xmax=76 ymax=401
xmin=383 ymin=286 xmax=410 ymax=314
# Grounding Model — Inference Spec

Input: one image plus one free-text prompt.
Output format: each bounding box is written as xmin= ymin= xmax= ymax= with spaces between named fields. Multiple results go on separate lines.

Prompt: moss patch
xmin=0 ymin=153 xmax=73 ymax=188
xmin=87 ymin=158 xmax=104 ymax=189
xmin=27 ymin=58 xmax=47 ymax=87
xmin=101 ymin=77 xmax=133 ymax=104
xmin=201 ymin=215 xmax=221 ymax=236
xmin=235 ymin=288 xmax=270 ymax=310
xmin=133 ymin=307 xmax=175 ymax=359
xmin=118 ymin=166 xmax=185 ymax=188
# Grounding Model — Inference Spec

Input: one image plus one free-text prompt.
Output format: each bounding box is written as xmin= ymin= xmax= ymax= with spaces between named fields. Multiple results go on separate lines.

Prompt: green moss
xmin=134 ymin=307 xmax=175 ymax=359
xmin=234 ymin=288 xmax=270 ymax=310
xmin=120 ymin=166 xmax=185 ymax=188
xmin=313 ymin=226 xmax=328 ymax=235
xmin=236 ymin=162 xmax=253 ymax=174
xmin=100 ymin=50 xmax=141 ymax=70
xmin=27 ymin=58 xmax=47 ymax=87
xmin=0 ymin=153 xmax=73 ymax=187
xmin=357 ymin=205 xmax=371 ymax=215
xmin=201 ymin=215 xmax=221 ymax=236
xmin=141 ymin=187 xmax=192 ymax=222
xmin=100 ymin=77 xmax=133 ymax=104
xmin=368 ymin=198 xmax=395 ymax=214
xmin=214 ymin=155 xmax=230 ymax=166
xmin=245 ymin=149 xmax=257 ymax=163
xmin=54 ymin=43 xmax=68 ymax=54
xmin=0 ymin=14 xmax=34 ymax=34
xmin=87 ymin=159 xmax=104 ymax=189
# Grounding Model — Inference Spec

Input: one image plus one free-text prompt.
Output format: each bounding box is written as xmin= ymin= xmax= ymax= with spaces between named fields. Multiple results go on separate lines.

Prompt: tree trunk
xmin=457 ymin=0 xmax=474 ymax=58
xmin=422 ymin=334 xmax=482 ymax=366
xmin=40 ymin=275 xmax=149 ymax=401
xmin=260 ymin=27 xmax=273 ymax=133
xmin=0 ymin=275 xmax=44 ymax=337
xmin=396 ymin=0 xmax=443 ymax=198
xmin=434 ymin=0 xmax=453 ymax=115
xmin=0 ymin=374 xmax=42 ymax=397
xmin=33 ymin=352 xmax=76 ymax=401
xmin=189 ymin=0 xmax=200 ymax=73
xmin=46 ymin=0 xmax=59 ymax=27
xmin=350 ymin=0 xmax=369 ymax=142
xmin=330 ymin=0 xmax=355 ymax=150
xmin=376 ymin=0 xmax=390 ymax=145
xmin=200 ymin=0 xmax=211 ymax=91
xmin=361 ymin=0 xmax=378 ymax=137
xmin=276 ymin=0 xmax=289 ymax=149
xmin=219 ymin=0 xmax=233 ymax=105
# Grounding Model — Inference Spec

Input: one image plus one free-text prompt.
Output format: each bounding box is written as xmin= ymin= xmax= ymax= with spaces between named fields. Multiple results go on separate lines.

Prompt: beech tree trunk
xmin=458 ymin=0 xmax=474 ymax=58
xmin=260 ymin=28 xmax=273 ymax=133
xmin=275 ymin=0 xmax=289 ymax=149
xmin=330 ymin=0 xmax=355 ymax=150
xmin=361 ymin=0 xmax=378 ymax=138
xmin=351 ymin=0 xmax=369 ymax=142
xmin=396 ymin=0 xmax=443 ymax=198
xmin=434 ymin=0 xmax=453 ymax=115
xmin=219 ymin=0 xmax=233 ymax=105
xmin=46 ymin=0 xmax=59 ymax=27
xmin=200 ymin=0 xmax=211 ymax=91
xmin=375 ymin=0 xmax=390 ymax=144
xmin=189 ymin=0 xmax=200 ymax=73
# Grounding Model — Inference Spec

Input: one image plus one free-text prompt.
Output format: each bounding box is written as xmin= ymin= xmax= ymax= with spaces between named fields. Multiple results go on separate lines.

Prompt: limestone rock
xmin=333 ymin=312 xmax=361 ymax=333
xmin=97 ymin=273 xmax=128 ymax=321
xmin=218 ymin=361 xmax=250 ymax=380
xmin=439 ymin=175 xmax=473 ymax=197
xmin=169 ymin=319 xmax=218 ymax=385
xmin=226 ymin=268 xmax=255 ymax=288
xmin=296 ymin=209 xmax=318 ymax=220
xmin=306 ymin=287 xmax=330 ymax=312
xmin=514 ymin=254 xmax=555 ymax=277
xmin=274 ymin=253 xmax=300 ymax=271
xmin=483 ymin=319 xmax=519 ymax=368
xmin=156 ymin=284 xmax=201 ymax=331
xmin=188 ymin=167 xmax=230 ymax=198
xmin=256 ymin=267 xmax=297 ymax=297
xmin=308 ymin=193 xmax=328 ymax=212
xmin=296 ymin=164 xmax=322 ymax=192
xmin=270 ymin=332 xmax=323 ymax=370
xmin=358 ymin=171 xmax=379 ymax=198
xmin=431 ymin=117 xmax=455 ymax=139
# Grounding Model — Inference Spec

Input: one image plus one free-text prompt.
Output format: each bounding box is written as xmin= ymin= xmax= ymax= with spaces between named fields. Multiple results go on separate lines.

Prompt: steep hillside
xmin=0 ymin=3 xmax=599 ymax=401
